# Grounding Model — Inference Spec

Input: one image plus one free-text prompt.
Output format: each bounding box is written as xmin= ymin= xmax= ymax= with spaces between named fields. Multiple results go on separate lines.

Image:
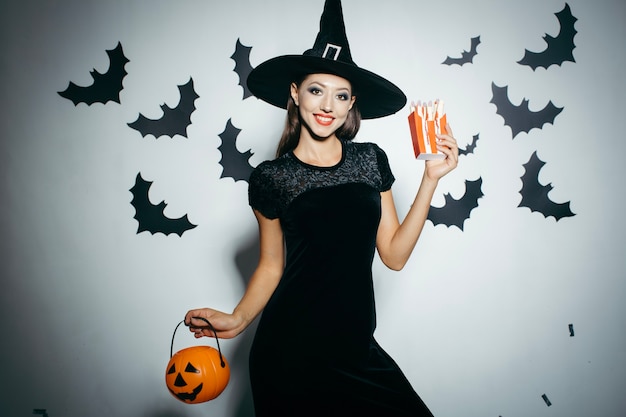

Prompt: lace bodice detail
xmin=248 ymin=141 xmax=394 ymax=219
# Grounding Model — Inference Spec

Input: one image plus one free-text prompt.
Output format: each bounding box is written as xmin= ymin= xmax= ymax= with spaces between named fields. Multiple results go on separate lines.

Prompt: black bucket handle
xmin=170 ymin=317 xmax=226 ymax=368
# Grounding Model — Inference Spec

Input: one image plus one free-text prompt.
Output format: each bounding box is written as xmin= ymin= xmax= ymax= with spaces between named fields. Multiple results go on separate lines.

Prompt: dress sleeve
xmin=248 ymin=163 xmax=280 ymax=219
xmin=373 ymin=144 xmax=395 ymax=191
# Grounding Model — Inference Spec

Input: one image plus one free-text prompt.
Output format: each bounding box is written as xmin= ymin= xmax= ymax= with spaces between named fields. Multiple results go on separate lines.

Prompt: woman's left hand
xmin=425 ymin=123 xmax=459 ymax=181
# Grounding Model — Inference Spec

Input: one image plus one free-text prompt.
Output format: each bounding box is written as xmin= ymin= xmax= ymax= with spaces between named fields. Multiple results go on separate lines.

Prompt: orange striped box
xmin=408 ymin=100 xmax=447 ymax=160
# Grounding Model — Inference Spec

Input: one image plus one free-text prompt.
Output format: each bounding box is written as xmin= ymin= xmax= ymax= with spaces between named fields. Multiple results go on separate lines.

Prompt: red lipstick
xmin=314 ymin=114 xmax=334 ymax=126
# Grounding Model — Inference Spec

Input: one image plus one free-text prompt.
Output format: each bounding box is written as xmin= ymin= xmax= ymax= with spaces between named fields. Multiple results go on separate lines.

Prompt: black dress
xmin=247 ymin=141 xmax=433 ymax=417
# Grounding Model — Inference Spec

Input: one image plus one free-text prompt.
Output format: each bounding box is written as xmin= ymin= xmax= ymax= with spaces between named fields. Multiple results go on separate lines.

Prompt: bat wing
xmin=127 ymin=78 xmax=199 ymax=138
xmin=459 ymin=134 xmax=479 ymax=156
xmin=218 ymin=119 xmax=255 ymax=182
xmin=442 ymin=36 xmax=480 ymax=66
xmin=518 ymin=152 xmax=575 ymax=221
xmin=427 ymin=178 xmax=484 ymax=230
xmin=58 ymin=42 xmax=129 ymax=105
xmin=231 ymin=38 xmax=255 ymax=99
xmin=518 ymin=3 xmax=578 ymax=70
xmin=490 ymin=83 xmax=563 ymax=138
xmin=129 ymin=173 xmax=197 ymax=236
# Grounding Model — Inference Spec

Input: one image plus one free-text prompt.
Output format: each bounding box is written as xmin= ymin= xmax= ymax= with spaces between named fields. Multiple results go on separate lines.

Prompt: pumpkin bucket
xmin=165 ymin=318 xmax=230 ymax=403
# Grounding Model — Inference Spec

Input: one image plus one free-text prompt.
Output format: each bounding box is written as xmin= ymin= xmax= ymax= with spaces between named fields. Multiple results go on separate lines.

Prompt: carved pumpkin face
xmin=165 ymin=346 xmax=230 ymax=403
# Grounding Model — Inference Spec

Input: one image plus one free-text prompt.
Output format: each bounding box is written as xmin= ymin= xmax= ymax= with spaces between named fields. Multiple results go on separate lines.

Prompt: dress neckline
xmin=290 ymin=140 xmax=346 ymax=171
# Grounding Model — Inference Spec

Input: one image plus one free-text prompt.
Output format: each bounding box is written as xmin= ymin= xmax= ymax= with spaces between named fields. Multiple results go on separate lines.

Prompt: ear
xmin=290 ymin=83 xmax=299 ymax=106
xmin=349 ymin=95 xmax=356 ymax=111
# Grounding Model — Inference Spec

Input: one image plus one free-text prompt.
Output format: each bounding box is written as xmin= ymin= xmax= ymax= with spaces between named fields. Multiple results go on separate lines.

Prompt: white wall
xmin=1 ymin=0 xmax=625 ymax=416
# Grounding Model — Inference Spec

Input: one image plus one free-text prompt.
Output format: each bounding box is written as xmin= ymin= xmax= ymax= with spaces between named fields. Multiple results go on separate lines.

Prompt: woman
xmin=185 ymin=1 xmax=458 ymax=415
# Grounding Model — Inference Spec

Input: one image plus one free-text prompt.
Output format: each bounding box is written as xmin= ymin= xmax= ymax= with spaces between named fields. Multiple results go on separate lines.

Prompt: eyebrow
xmin=306 ymin=80 xmax=351 ymax=93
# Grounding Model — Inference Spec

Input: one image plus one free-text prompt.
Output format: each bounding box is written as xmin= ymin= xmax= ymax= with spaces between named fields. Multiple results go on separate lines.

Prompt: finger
xmin=437 ymin=124 xmax=456 ymax=142
xmin=203 ymin=328 xmax=218 ymax=338
xmin=189 ymin=316 xmax=205 ymax=327
xmin=437 ymin=140 xmax=459 ymax=162
xmin=436 ymin=138 xmax=456 ymax=154
xmin=195 ymin=326 xmax=213 ymax=337
xmin=184 ymin=310 xmax=201 ymax=326
xmin=436 ymin=144 xmax=454 ymax=162
xmin=436 ymin=136 xmax=456 ymax=152
xmin=437 ymin=140 xmax=457 ymax=154
xmin=436 ymin=130 xmax=457 ymax=144
xmin=186 ymin=311 xmax=211 ymax=327
xmin=437 ymin=135 xmax=459 ymax=156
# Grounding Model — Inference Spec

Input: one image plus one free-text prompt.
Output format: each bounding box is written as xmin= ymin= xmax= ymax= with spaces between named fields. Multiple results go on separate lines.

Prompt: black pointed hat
xmin=246 ymin=0 xmax=406 ymax=119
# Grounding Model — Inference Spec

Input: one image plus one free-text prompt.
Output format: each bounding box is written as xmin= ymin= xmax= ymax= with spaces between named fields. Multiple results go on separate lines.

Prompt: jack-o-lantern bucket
xmin=165 ymin=318 xmax=230 ymax=404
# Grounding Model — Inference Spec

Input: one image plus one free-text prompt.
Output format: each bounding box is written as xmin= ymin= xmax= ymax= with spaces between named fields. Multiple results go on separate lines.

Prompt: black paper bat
xmin=490 ymin=83 xmax=563 ymax=138
xmin=231 ymin=38 xmax=254 ymax=99
xmin=442 ymin=36 xmax=481 ymax=66
xmin=518 ymin=151 xmax=575 ymax=221
xmin=58 ymin=42 xmax=129 ymax=105
xmin=459 ymin=134 xmax=479 ymax=156
xmin=218 ymin=118 xmax=255 ymax=182
xmin=129 ymin=173 xmax=197 ymax=236
xmin=127 ymin=78 xmax=199 ymax=138
xmin=427 ymin=178 xmax=483 ymax=231
xmin=518 ymin=3 xmax=577 ymax=70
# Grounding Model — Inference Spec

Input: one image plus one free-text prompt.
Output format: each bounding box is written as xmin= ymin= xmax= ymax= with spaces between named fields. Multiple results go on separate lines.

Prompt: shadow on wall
xmin=148 ymin=231 xmax=260 ymax=416
xmin=230 ymin=230 xmax=261 ymax=417
xmin=145 ymin=409 xmax=192 ymax=417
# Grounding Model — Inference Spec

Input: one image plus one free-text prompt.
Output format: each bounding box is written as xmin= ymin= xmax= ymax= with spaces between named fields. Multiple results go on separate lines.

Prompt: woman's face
xmin=290 ymin=73 xmax=356 ymax=140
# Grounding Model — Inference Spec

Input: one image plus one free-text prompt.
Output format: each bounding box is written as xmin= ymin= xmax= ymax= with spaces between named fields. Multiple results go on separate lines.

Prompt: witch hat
xmin=246 ymin=0 xmax=406 ymax=119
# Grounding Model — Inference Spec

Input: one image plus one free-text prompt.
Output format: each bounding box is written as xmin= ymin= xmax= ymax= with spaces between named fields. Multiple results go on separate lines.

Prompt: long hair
xmin=275 ymin=80 xmax=362 ymax=158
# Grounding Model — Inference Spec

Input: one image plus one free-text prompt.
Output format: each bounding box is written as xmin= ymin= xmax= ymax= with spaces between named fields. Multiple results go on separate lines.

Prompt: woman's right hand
xmin=184 ymin=308 xmax=245 ymax=339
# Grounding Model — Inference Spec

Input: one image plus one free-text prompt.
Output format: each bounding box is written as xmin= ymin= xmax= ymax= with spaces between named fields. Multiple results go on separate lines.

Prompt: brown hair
xmin=275 ymin=78 xmax=362 ymax=158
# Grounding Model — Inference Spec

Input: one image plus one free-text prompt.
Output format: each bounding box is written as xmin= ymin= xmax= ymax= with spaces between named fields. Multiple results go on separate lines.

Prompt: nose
xmin=320 ymin=96 xmax=333 ymax=112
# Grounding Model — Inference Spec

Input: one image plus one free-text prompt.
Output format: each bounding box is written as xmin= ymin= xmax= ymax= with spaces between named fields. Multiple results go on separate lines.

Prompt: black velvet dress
xmin=247 ymin=141 xmax=433 ymax=417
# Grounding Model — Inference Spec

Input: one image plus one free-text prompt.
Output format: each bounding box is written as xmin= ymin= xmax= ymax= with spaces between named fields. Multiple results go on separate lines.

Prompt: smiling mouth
xmin=314 ymin=114 xmax=334 ymax=126
xmin=169 ymin=382 xmax=204 ymax=402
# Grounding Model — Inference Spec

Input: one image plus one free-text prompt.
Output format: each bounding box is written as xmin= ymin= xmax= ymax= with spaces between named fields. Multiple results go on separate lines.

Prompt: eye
xmin=185 ymin=362 xmax=200 ymax=373
xmin=337 ymin=93 xmax=350 ymax=101
xmin=308 ymin=87 xmax=322 ymax=95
